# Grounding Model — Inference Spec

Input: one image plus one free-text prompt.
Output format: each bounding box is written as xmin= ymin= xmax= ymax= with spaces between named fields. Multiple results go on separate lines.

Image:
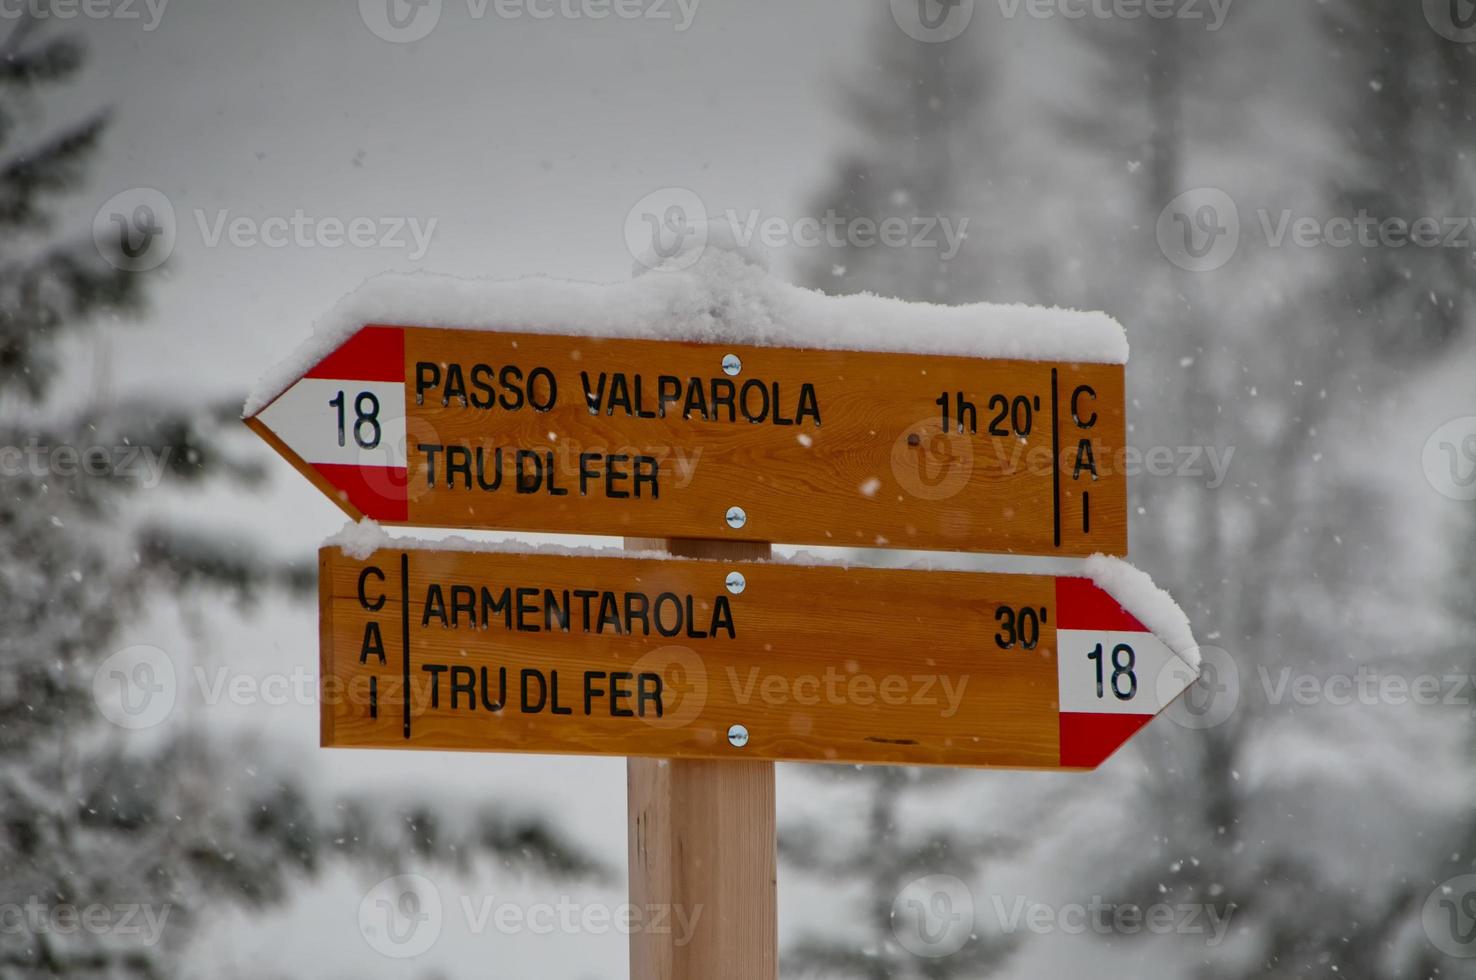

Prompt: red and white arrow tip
xmin=1054 ymin=575 xmax=1201 ymax=769
xmin=246 ymin=325 xmax=410 ymax=521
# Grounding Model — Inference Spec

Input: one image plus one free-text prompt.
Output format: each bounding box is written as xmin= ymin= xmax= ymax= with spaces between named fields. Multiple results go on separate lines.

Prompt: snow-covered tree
xmin=794 ymin=9 xmax=1006 ymax=305
xmin=0 ymin=15 xmax=597 ymax=976
xmin=1059 ymin=3 xmax=1476 ymax=976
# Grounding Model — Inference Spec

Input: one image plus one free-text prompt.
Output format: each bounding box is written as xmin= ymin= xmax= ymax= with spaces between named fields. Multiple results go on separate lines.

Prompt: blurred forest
xmin=4 ymin=1 xmax=1476 ymax=978
xmin=781 ymin=3 xmax=1476 ymax=979
xmin=0 ymin=13 xmax=598 ymax=978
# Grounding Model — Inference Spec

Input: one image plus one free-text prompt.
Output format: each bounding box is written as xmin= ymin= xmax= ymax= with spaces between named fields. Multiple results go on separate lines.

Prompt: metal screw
xmin=722 ymin=353 xmax=742 ymax=376
xmin=725 ymin=506 xmax=747 ymax=530
xmin=727 ymin=724 xmax=749 ymax=748
xmin=725 ymin=571 xmax=747 ymax=595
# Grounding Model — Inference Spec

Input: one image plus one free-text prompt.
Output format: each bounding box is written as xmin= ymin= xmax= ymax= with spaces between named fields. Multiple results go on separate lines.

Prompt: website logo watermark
xmin=357 ymin=874 xmax=703 ymax=958
xmin=890 ymin=0 xmax=975 ymax=43
xmin=1423 ymin=417 xmax=1476 ymax=501
xmin=358 ymin=0 xmax=700 ymax=43
xmin=625 ymin=187 xmax=969 ymax=272
xmin=1425 ymin=0 xmax=1476 ymax=43
xmin=0 ymin=0 xmax=169 ymax=30
xmin=994 ymin=0 xmax=1231 ymax=30
xmin=0 ymin=898 xmax=171 ymax=947
xmin=93 ymin=189 xmax=438 ymax=271
xmin=1425 ymin=875 xmax=1476 ymax=957
xmin=1158 ymin=187 xmax=1476 ymax=272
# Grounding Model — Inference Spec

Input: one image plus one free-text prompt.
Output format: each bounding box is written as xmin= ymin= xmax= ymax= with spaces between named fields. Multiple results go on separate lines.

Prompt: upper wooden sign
xmin=318 ymin=542 xmax=1198 ymax=770
xmin=246 ymin=324 xmax=1125 ymax=555
xmin=247 ymin=324 xmax=1121 ymax=554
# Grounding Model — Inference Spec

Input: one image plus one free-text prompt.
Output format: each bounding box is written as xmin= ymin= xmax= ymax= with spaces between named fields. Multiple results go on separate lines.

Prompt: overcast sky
xmin=55 ymin=0 xmax=873 ymax=407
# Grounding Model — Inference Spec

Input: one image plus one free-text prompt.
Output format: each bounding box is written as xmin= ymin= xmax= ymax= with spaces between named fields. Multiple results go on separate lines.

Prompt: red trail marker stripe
xmin=1058 ymin=711 xmax=1153 ymax=769
xmin=1055 ymin=576 xmax=1148 ymax=632
xmin=305 ymin=325 xmax=405 ymax=383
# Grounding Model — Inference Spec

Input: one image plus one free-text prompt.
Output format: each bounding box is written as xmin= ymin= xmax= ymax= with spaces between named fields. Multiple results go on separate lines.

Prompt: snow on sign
xmin=246 ymin=321 xmax=1126 ymax=555
xmin=316 ymin=534 xmax=1200 ymax=770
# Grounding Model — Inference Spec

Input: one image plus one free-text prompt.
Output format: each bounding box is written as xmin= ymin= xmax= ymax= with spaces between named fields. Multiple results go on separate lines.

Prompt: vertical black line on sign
xmin=1050 ymin=368 xmax=1061 ymax=548
xmin=1082 ymin=491 xmax=1091 ymax=534
xmin=401 ymin=551 xmax=411 ymax=740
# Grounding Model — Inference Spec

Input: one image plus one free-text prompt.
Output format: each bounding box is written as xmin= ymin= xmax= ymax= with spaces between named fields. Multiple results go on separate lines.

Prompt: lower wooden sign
xmin=318 ymin=542 xmax=1199 ymax=770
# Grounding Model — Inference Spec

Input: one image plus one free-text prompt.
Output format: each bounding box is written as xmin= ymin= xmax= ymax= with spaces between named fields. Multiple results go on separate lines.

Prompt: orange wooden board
xmin=318 ymin=544 xmax=1196 ymax=770
xmin=251 ymin=325 xmax=1126 ymax=556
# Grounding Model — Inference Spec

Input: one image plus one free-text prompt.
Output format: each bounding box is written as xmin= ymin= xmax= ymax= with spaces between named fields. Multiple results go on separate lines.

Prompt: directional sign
xmin=249 ymin=325 xmax=1126 ymax=556
xmin=318 ymin=543 xmax=1198 ymax=770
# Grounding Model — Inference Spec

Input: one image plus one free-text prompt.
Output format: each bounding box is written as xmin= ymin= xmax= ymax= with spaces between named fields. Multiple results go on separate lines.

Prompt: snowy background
xmin=5 ymin=0 xmax=1476 ymax=977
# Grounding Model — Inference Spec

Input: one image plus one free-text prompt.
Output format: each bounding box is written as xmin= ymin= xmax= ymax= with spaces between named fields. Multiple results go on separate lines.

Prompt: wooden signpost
xmin=318 ymin=541 xmax=1197 ymax=770
xmin=249 ymin=305 xmax=1194 ymax=980
xmin=245 ymin=324 xmax=1126 ymax=556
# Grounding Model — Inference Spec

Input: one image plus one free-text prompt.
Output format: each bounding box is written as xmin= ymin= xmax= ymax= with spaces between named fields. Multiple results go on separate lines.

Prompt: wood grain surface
xmin=318 ymin=543 xmax=1064 ymax=769
xmin=263 ymin=326 xmax=1126 ymax=556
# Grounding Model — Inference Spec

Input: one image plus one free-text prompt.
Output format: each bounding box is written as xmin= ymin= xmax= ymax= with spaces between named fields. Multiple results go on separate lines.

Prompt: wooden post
xmin=625 ymin=537 xmax=777 ymax=980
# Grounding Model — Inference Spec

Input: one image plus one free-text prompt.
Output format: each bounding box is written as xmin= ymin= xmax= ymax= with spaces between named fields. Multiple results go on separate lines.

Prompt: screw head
xmin=725 ymin=571 xmax=747 ymax=595
xmin=721 ymin=353 xmax=742 ymax=376
xmin=727 ymin=724 xmax=749 ymax=748
xmin=725 ymin=506 xmax=748 ymax=530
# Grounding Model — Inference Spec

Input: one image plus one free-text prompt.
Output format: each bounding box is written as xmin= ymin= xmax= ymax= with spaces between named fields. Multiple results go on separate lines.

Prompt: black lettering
xmin=634 ymin=456 xmax=660 ymax=499
xmin=657 ymin=376 xmax=681 ymax=418
xmin=583 ymin=671 xmax=606 ymax=715
xmin=415 ymin=362 xmax=441 ymax=406
xmin=1074 ymin=439 xmax=1099 ymax=480
xmin=654 ymin=592 xmax=683 ymax=637
xmin=638 ymin=673 xmax=663 ymax=718
xmin=358 ymin=620 xmax=386 ymax=664
xmin=418 ymin=444 xmax=442 ymax=487
xmin=607 ymin=373 xmax=632 ymax=415
xmin=422 ymin=584 xmax=447 ymax=626
xmin=711 ymin=378 xmax=736 ymax=421
xmin=609 ymin=671 xmax=635 ymax=717
xmin=470 ymin=363 xmax=497 ymax=409
xmin=450 ymin=665 xmax=477 ymax=710
xmin=546 ymin=589 xmax=570 ymax=632
xmin=498 ymin=365 xmax=525 ymax=411
xmin=450 ymin=584 xmax=476 ymax=627
xmin=516 ymin=587 xmax=539 ymax=631
xmin=712 ymin=595 xmax=735 ymax=638
xmin=739 ymin=379 xmax=769 ymax=423
xmin=443 ymin=362 xmax=468 ymax=407
xmin=606 ymin=454 xmax=630 ymax=499
xmin=487 ymin=667 xmax=510 ymax=711
xmin=598 ymin=592 xmax=624 ymax=634
xmin=1071 ymin=385 xmax=1098 ymax=428
xmin=480 ymin=666 xmax=506 ymax=711
xmin=581 ymin=371 xmax=606 ymax=416
xmin=634 ymin=375 xmax=657 ymax=419
xmin=475 ymin=446 xmax=503 ymax=491
xmin=549 ymin=670 xmax=573 ymax=715
xmin=422 ymin=663 xmax=448 ymax=707
xmin=446 ymin=445 xmax=471 ymax=489
xmin=797 ymin=383 xmax=822 ymax=426
xmin=682 ymin=378 xmax=709 ymax=420
xmin=625 ymin=592 xmax=650 ymax=635
xmin=520 ymin=669 xmax=547 ymax=712
xmin=357 ymin=566 xmax=386 ymax=612
xmin=481 ymin=586 xmax=513 ymax=628
xmin=515 ymin=449 xmax=542 ymax=493
xmin=545 ymin=451 xmax=568 ymax=496
xmin=579 ymin=452 xmax=601 ymax=496
xmin=528 ymin=367 xmax=557 ymax=412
